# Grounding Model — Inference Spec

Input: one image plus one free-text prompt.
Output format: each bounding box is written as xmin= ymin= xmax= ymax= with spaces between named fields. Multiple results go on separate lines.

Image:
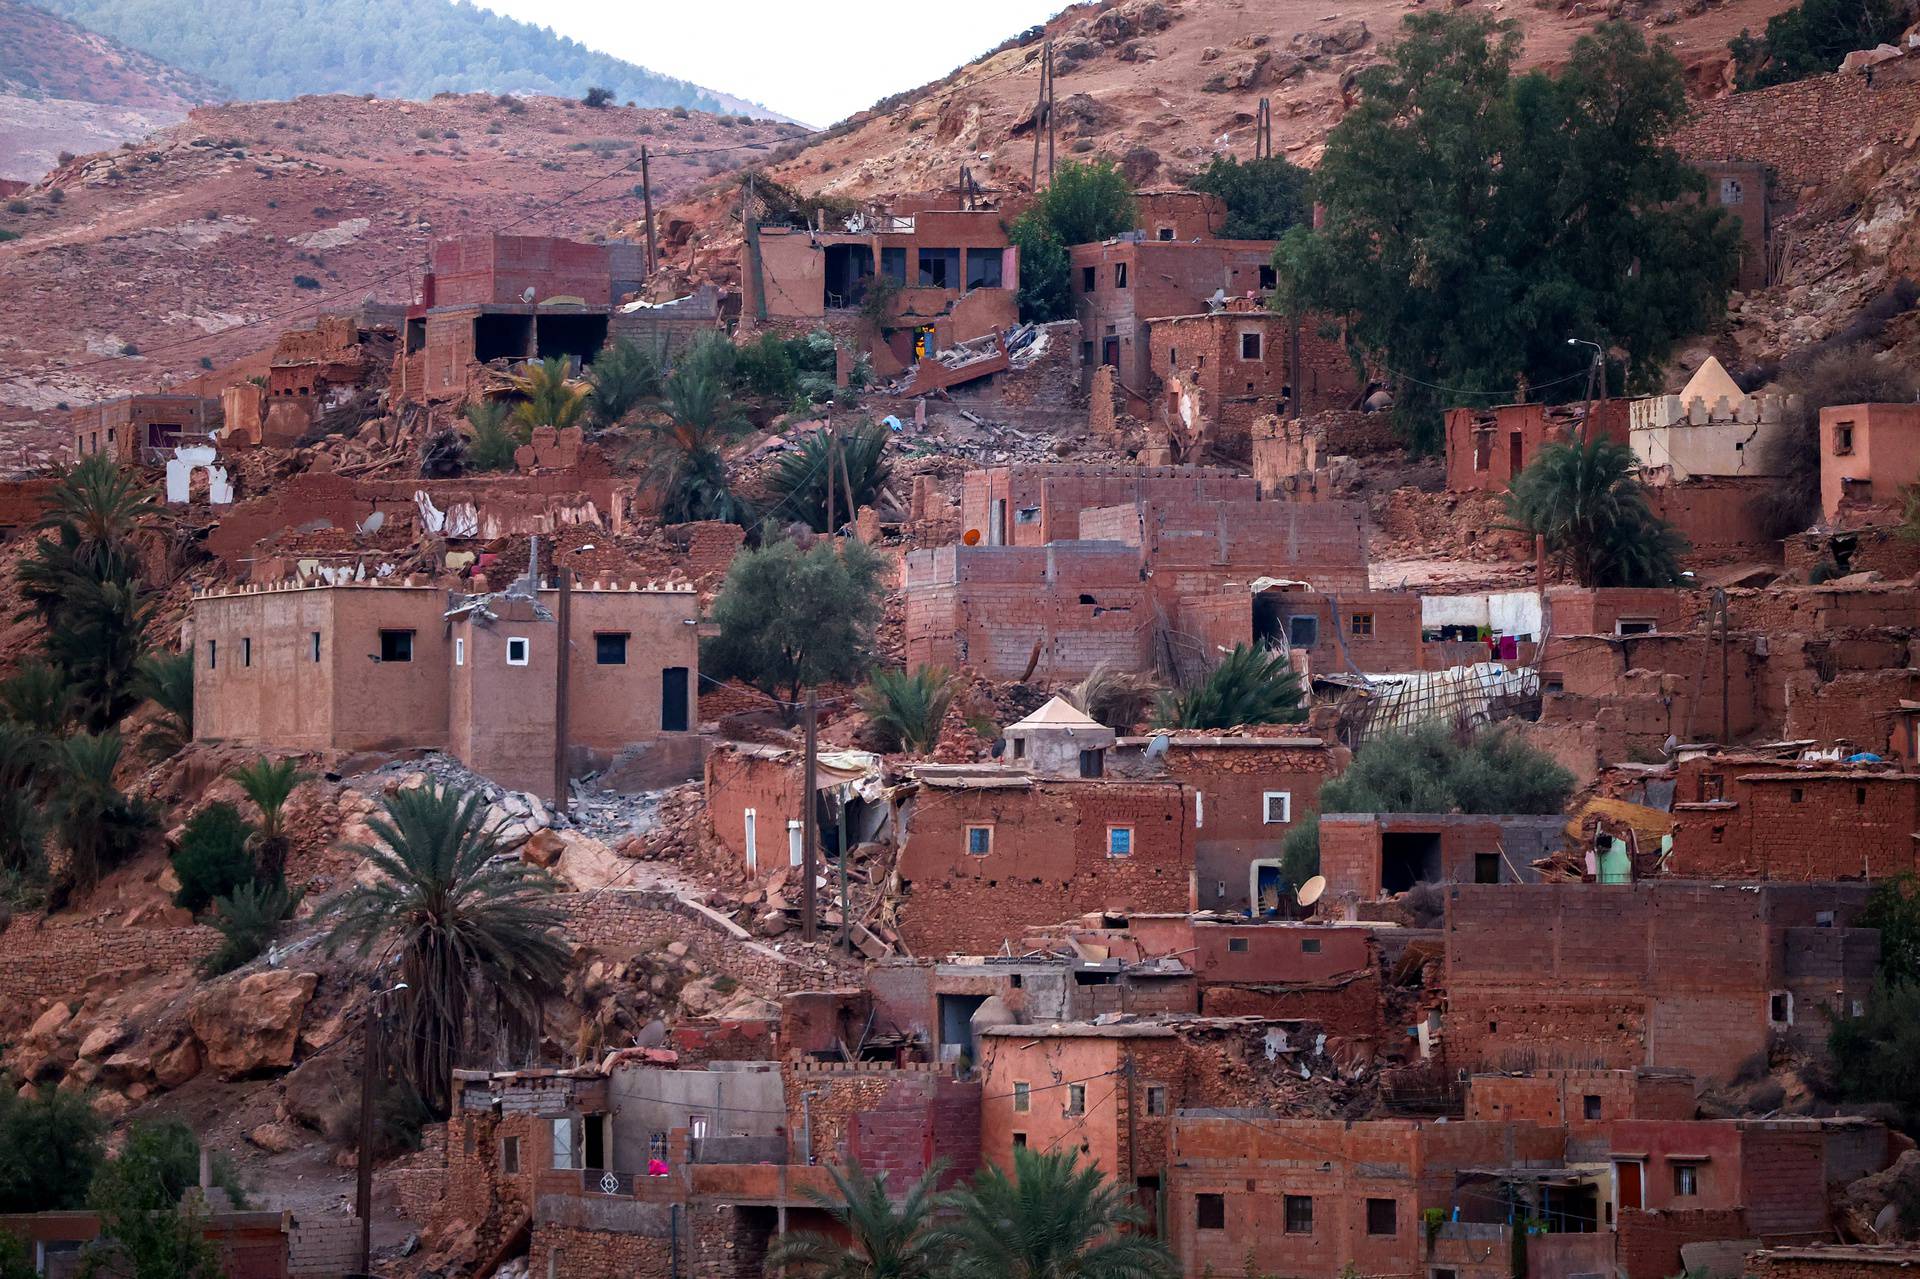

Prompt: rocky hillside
xmin=0 ymin=0 xmax=225 ymax=181
xmin=0 ymin=94 xmax=806 ymax=465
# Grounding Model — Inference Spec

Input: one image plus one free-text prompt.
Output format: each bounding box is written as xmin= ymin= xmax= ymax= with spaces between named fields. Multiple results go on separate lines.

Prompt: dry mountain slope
xmin=0 ymin=0 xmax=226 ymax=182
xmin=0 ymin=94 xmax=806 ymax=464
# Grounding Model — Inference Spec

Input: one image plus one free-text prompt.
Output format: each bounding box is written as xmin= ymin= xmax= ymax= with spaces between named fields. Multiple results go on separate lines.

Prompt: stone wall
xmin=1671 ymin=71 xmax=1920 ymax=194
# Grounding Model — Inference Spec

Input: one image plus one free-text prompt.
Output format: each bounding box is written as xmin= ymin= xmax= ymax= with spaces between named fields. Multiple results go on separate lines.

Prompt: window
xmin=1720 ymin=177 xmax=1744 ymax=205
xmin=378 ymin=629 xmax=413 ymax=663
xmin=1015 ymin=505 xmax=1041 ymax=525
xmin=1583 ymin=1094 xmax=1603 ymax=1120
xmin=1770 ymin=991 xmax=1792 ymax=1024
xmin=1196 ymin=1194 xmax=1226 ymax=1230
xmin=1240 ymin=331 xmax=1262 ymax=360
xmin=242 ymin=637 xmax=252 ymax=667
xmin=1474 ymin=852 xmax=1501 ymax=885
xmin=743 ymin=809 xmax=757 ymax=869
xmin=1350 ymin=612 xmax=1374 ymax=638
xmin=1228 ymin=937 xmax=1249 ymax=953
xmin=207 ymin=639 xmax=217 ymax=670
xmin=918 ymin=247 xmax=960 ymax=288
xmin=1114 ymin=262 xmax=1128 ymax=288
xmin=1790 ymin=787 xmax=1805 ymax=804
xmin=1284 ymin=1194 xmax=1314 ymax=1234
xmin=1834 ymin=422 xmax=1855 ymax=455
xmin=1262 ymin=792 xmax=1292 ymax=825
xmin=966 ymin=825 xmax=993 ymax=856
xmin=506 ymin=637 xmax=530 ymax=666
xmin=552 ymin=1117 xmax=580 ymax=1169
xmin=455 ymin=637 xmax=465 ymax=666
xmin=1857 ymin=786 xmax=1869 ymax=805
xmin=880 ymin=246 xmax=908 ymax=282
xmin=1366 ymin=1198 xmax=1398 ymax=1236
xmin=501 ymin=1135 xmax=521 ymax=1173
xmin=1013 ymin=1082 xmax=1031 ymax=1113
xmin=1081 ymin=266 xmax=1097 ymax=292
xmin=1287 ymin=615 xmax=1318 ymax=648
xmin=1156 ymin=226 xmax=1176 ymax=241
xmin=1258 ymin=264 xmax=1277 ymax=290
xmin=595 ymin=633 xmax=628 ymax=665
xmin=1106 ymin=826 xmax=1133 ymax=857
xmin=1012 ymin=737 xmax=1027 ymax=759
xmin=1616 ymin=618 xmax=1657 ymax=636
xmin=648 ymin=1131 xmax=668 ymax=1162
xmin=1301 ymin=937 xmax=1321 ymax=954
xmin=1146 ymin=1085 xmax=1168 ymax=1116
xmin=1079 ymin=748 xmax=1105 ymax=778
xmin=1066 ymin=1084 xmax=1086 ymax=1115
xmin=1673 ymin=1164 xmax=1699 ymax=1197
xmin=311 ymin=631 xmax=322 ymax=663
xmin=965 ymin=248 xmax=1003 ymax=289
xmin=1012 ymin=1131 xmax=1028 ymax=1148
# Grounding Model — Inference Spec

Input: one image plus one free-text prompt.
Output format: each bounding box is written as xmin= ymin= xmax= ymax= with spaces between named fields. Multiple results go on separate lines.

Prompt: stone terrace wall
xmin=0 ymin=918 xmax=220 ymax=1009
xmin=1671 ymin=72 xmax=1920 ymax=192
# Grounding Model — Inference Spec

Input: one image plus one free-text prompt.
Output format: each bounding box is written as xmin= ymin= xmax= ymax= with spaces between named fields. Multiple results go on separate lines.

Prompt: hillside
xmin=0 ymin=93 xmax=806 ymax=465
xmin=0 ymin=0 xmax=226 ymax=181
xmin=32 ymin=0 xmax=780 ymax=118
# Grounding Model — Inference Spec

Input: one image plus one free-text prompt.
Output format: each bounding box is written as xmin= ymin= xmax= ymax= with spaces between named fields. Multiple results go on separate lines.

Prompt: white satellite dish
xmin=1296 ymin=875 xmax=1327 ymax=908
xmin=1143 ymin=733 xmax=1170 ymax=762
xmin=356 ymin=511 xmax=385 ymax=534
xmin=522 ymin=285 xmax=537 ymax=303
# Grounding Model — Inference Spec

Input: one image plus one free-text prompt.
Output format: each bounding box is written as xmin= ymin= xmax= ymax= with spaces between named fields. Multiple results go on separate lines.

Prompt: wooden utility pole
xmin=836 ymin=796 xmax=851 ymax=954
xmin=836 ymin=429 xmax=858 ymax=540
xmin=354 ymin=995 xmax=385 ymax=1279
xmin=1030 ymin=41 xmax=1053 ymax=190
xmin=824 ymin=427 xmax=837 ymax=536
xmin=1045 ymin=41 xmax=1056 ymax=185
xmin=553 ymin=557 xmax=573 ymax=815
xmin=801 ymin=689 xmax=819 ymax=942
xmin=640 ymin=145 xmax=659 ymax=276
xmin=1254 ymin=98 xmax=1272 ymax=159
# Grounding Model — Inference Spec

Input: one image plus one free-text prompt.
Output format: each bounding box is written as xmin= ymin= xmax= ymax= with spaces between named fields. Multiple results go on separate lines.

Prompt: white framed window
xmin=1194 ymin=790 xmax=1204 ymax=829
xmin=1065 ymin=1084 xmax=1086 ymax=1115
xmin=455 ymin=637 xmax=465 ymax=666
xmin=1263 ymin=792 xmax=1292 ymax=825
xmin=788 ymin=819 xmax=803 ymax=867
xmin=743 ymin=808 xmax=757 ymax=870
xmin=1106 ymin=826 xmax=1133 ymax=858
xmin=1013 ymin=1081 xmax=1030 ymax=1113
xmin=966 ymin=825 xmax=993 ymax=856
xmin=506 ymin=637 xmax=530 ymax=666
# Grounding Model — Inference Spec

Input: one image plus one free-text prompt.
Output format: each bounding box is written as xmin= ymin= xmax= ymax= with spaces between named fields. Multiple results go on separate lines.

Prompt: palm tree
xmin=769 ymin=420 xmax=895 ymax=533
xmin=201 ymin=880 xmax=301 ymax=977
xmin=1153 ymin=644 xmax=1306 ymax=730
xmin=462 ymin=399 xmax=523 ymax=473
xmin=231 ymin=757 xmax=311 ymax=885
xmin=1504 ymin=436 xmax=1686 ymax=587
xmin=0 ymin=721 xmax=47 ymax=876
xmin=134 ymin=651 xmax=193 ymax=758
xmin=857 ymin=666 xmax=957 ymax=755
xmin=584 ymin=338 xmax=661 ymax=429
xmin=1067 ymin=662 xmax=1163 ymax=734
xmin=324 ymin=783 xmax=570 ymax=1113
xmin=637 ymin=368 xmax=754 ymax=525
xmin=765 ymin=1161 xmax=946 ymax=1279
xmin=509 ymin=357 xmax=586 ymax=432
xmin=940 ymin=1147 xmax=1175 ymax=1279
xmin=0 ymin=661 xmax=72 ymax=735
xmin=49 ymin=731 xmax=151 ymax=894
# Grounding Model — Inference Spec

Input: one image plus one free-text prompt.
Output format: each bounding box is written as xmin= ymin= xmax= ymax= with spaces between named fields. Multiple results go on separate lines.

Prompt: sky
xmin=473 ymin=0 xmax=1066 ymax=128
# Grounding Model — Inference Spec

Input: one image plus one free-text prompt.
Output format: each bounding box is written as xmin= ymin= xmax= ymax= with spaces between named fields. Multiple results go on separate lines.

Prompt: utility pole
xmin=823 ymin=424 xmax=837 ymax=537
xmin=801 ymin=689 xmax=819 ymax=942
xmin=553 ymin=555 xmax=573 ymax=816
xmin=1123 ymin=1053 xmax=1138 ymax=1188
xmin=355 ymin=986 xmax=397 ymax=1279
xmin=640 ymin=145 xmax=658 ymax=277
xmin=1713 ymin=588 xmax=1731 ymax=743
xmin=1030 ymin=42 xmax=1052 ymax=191
xmin=1045 ymin=40 xmax=1056 ymax=185
xmin=836 ymin=428 xmax=859 ymax=540
xmin=836 ymin=795 xmax=851 ymax=954
xmin=1255 ymin=97 xmax=1272 ymax=159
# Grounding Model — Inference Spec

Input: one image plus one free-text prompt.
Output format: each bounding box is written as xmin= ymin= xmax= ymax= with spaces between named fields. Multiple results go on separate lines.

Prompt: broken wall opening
xmin=475 ymin=313 xmax=533 ymax=363
xmin=824 ymin=244 xmax=873 ymax=308
xmin=536 ymin=313 xmax=609 ymax=366
xmin=1381 ymin=831 xmax=1443 ymax=894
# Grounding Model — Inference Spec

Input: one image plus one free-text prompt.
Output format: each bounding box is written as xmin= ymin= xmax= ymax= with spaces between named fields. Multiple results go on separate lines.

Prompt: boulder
xmin=25 ymin=1002 xmax=71 ymax=1044
xmin=282 ymin=1049 xmax=361 ymax=1139
xmin=77 ymin=1021 xmax=129 ymax=1062
xmin=247 ymin=1121 xmax=303 ymax=1154
xmin=188 ymin=970 xmax=318 ymax=1078
xmin=521 ymin=829 xmax=567 ymax=868
xmin=1202 ymin=53 xmax=1270 ymax=92
xmin=153 ymin=1036 xmax=202 ymax=1089
xmin=677 ymin=977 xmax=732 ymax=1018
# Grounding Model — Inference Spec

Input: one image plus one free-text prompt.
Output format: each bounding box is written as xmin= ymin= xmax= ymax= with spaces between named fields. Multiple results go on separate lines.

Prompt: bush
xmin=0 ymin=1076 xmax=104 ymax=1211
xmin=200 ymin=880 xmax=301 ymax=976
xmin=766 ymin=419 xmax=893 ymax=533
xmin=1732 ymin=0 xmax=1906 ymax=87
xmin=4 ymin=200 xmax=27 ymax=215
xmin=171 ymin=802 xmax=257 ymax=913
xmin=583 ymin=86 xmax=615 ymax=108
xmin=292 ymin=274 xmax=321 ymax=290
xmin=1153 ymin=644 xmax=1305 ymax=730
xmin=1187 ymin=154 xmax=1312 ymax=239
xmin=1830 ymin=979 xmax=1920 ymax=1127
xmin=1505 ymin=436 xmax=1686 ymax=587
xmin=463 ymin=399 xmax=522 ymax=472
xmin=857 ymin=666 xmax=957 ymax=754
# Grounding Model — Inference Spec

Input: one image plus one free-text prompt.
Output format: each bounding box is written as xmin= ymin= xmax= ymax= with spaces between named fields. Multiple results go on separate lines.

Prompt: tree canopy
xmin=701 ymin=537 xmax=886 ymax=716
xmin=1275 ymin=14 xmax=1737 ymax=450
xmin=1505 ymin=436 xmax=1687 ymax=587
xmin=1007 ymin=160 xmax=1137 ymax=323
xmin=1731 ymin=0 xmax=1907 ymax=88
xmin=1187 ymin=155 xmax=1313 ymax=239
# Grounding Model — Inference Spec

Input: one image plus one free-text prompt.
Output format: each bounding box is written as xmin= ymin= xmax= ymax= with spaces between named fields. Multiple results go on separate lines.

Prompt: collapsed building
xmin=69 ymin=392 xmax=219 ymax=464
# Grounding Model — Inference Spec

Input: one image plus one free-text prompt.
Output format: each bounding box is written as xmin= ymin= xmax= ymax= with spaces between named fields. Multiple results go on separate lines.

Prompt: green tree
xmin=0 ymin=723 xmax=46 ymax=878
xmin=0 ymin=661 xmax=72 ymax=734
xmin=325 ymin=783 xmax=569 ymax=1113
xmin=940 ymin=1146 xmax=1176 ymax=1279
xmin=1275 ymin=15 xmax=1736 ymax=450
xmin=1153 ymin=644 xmax=1306 ymax=730
xmin=702 ymin=538 xmax=886 ymax=718
xmin=171 ymin=801 xmax=257 ymax=913
xmin=1860 ymin=874 xmax=1920 ymax=987
xmin=463 ymin=398 xmax=523 ymax=472
xmin=134 ymin=650 xmax=193 ymax=759
xmin=634 ymin=367 xmax=754 ymax=525
xmin=230 ymin=756 xmax=311 ymax=885
xmin=1505 ymin=436 xmax=1686 ymax=586
xmin=1006 ymin=160 xmax=1137 ymax=323
xmin=509 ymin=356 xmax=586 ymax=432
xmin=0 ymin=1076 xmax=104 ymax=1212
xmin=857 ymin=666 xmax=957 ymax=755
xmin=1187 ymin=155 xmax=1312 ymax=239
xmin=765 ymin=1160 xmax=946 ymax=1279
xmin=1830 ymin=978 xmax=1920 ymax=1128
xmin=1731 ymin=0 xmax=1906 ymax=88
xmin=769 ymin=420 xmax=894 ymax=533
xmin=201 ymin=880 xmax=302 ymax=977
xmin=82 ymin=1119 xmax=223 ymax=1279
xmin=584 ymin=338 xmax=661 ymax=428
xmin=50 ymin=731 xmax=152 ymax=894
xmin=0 ymin=1232 xmax=35 ymax=1279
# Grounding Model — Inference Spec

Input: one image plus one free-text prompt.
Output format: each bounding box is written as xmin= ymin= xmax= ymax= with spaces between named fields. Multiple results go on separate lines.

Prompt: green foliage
xmin=0 ymin=661 xmax=71 ymax=735
xmin=171 ymin=801 xmax=257 ymax=913
xmin=231 ymin=756 xmax=310 ymax=884
xmin=766 ymin=1159 xmax=947 ymax=1279
xmin=582 ymin=85 xmax=614 ymax=108
xmin=0 ymin=1232 xmax=34 ymax=1279
xmin=1153 ymin=644 xmax=1306 ymax=730
xmin=134 ymin=650 xmax=193 ymax=758
xmin=0 ymin=723 xmax=46 ymax=879
xmin=702 ymin=538 xmax=886 ymax=714
xmin=463 ymin=399 xmax=523 ymax=473
xmin=1275 ymin=15 xmax=1736 ymax=450
xmin=857 ymin=666 xmax=957 ymax=755
xmin=1007 ymin=160 xmax=1136 ymax=323
xmin=0 ymin=1076 xmax=104 ymax=1212
xmin=82 ymin=1119 xmax=224 ymax=1279
xmin=51 ymin=731 xmax=152 ymax=895
xmin=201 ymin=879 xmax=302 ymax=976
xmin=510 ymin=357 xmax=586 ymax=432
xmin=639 ymin=365 xmax=754 ymax=525
xmin=584 ymin=338 xmax=661 ymax=428
xmin=1861 ymin=874 xmax=1920 ymax=987
xmin=1731 ymin=0 xmax=1907 ymax=88
xmin=325 ymin=783 xmax=568 ymax=1113
xmin=33 ymin=0 xmax=750 ymax=110
xmin=1505 ymin=436 xmax=1686 ymax=586
xmin=1765 ymin=345 xmax=1920 ymax=537
xmin=1187 ymin=155 xmax=1313 ymax=239
xmin=769 ymin=420 xmax=894 ymax=533
xmin=1066 ymin=662 xmax=1164 ymax=733
xmin=1830 ymin=978 xmax=1920 ymax=1128
xmin=940 ymin=1146 xmax=1177 ymax=1279
xmin=374 ymin=1079 xmax=436 ymax=1158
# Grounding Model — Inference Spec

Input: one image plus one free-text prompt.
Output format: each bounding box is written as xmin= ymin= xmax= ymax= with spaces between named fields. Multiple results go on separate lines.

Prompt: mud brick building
xmin=1165 ymin=1114 xmax=1568 ymax=1279
xmin=190 ymin=577 xmax=698 ymax=799
xmin=1442 ymin=881 xmax=1876 ymax=1082
xmin=892 ymin=766 xmax=1195 ymax=955
xmin=1146 ymin=300 xmax=1358 ymax=458
xmin=1077 ymin=496 xmax=1370 ymax=593
xmin=69 ymin=393 xmax=218 ymax=464
xmin=1250 ymin=409 xmax=1398 ymax=497
xmin=1132 ymin=189 xmax=1229 ymax=241
xmin=1667 ymin=755 xmax=1920 ymax=880
xmin=1071 ymin=236 xmax=1278 ymax=410
xmin=1443 ymin=399 xmax=1631 ymax=494
xmin=1821 ymin=402 xmax=1920 ymax=525
xmin=702 ymin=742 xmax=880 ymax=872
xmin=1251 ymin=586 xmax=1424 ymax=674
xmin=0 ymin=1209 xmax=291 ymax=1279
xmin=1318 ymin=812 xmax=1565 ymax=901
xmin=1464 ymin=1067 xmax=1697 ymax=1143
xmin=226 ymin=308 xmax=400 ymax=448
xmin=959 ymin=462 xmax=1251 ymax=548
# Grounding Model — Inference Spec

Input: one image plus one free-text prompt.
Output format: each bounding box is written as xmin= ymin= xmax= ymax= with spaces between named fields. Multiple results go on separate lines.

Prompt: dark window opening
xmin=1114 ymin=262 xmax=1129 ymax=288
xmin=379 ymin=630 xmax=414 ymax=663
xmin=1079 ymin=748 xmax=1105 ymax=778
xmin=1366 ymin=1198 xmax=1398 ymax=1236
xmin=1834 ymin=423 xmax=1855 ymax=456
xmin=1240 ymin=331 xmax=1262 ymax=360
xmin=1156 ymin=226 xmax=1176 ymax=241
xmin=965 ymin=248 xmax=1003 ymax=289
xmin=1350 ymin=612 xmax=1374 ymax=638
xmin=1079 ymin=594 xmax=1098 ymax=605
xmin=596 ymin=633 xmax=629 ymax=665
xmin=535 ymin=312 xmax=609 ymax=366
xmin=1770 ymin=992 xmax=1791 ymax=1023
xmin=311 ymin=631 xmax=322 ymax=663
xmin=880 ymin=246 xmax=908 ymax=283
xmin=1012 ymin=1131 xmax=1028 ymax=1148
xmin=1617 ymin=618 xmax=1657 ymax=636
xmin=661 ymin=666 xmax=690 ymax=732
xmin=918 ymin=247 xmax=961 ymax=288
xmin=207 ymin=639 xmax=217 ymax=670
xmin=474 ymin=313 xmax=533 ymax=363
xmin=1258 ymin=264 xmax=1277 ymax=289
xmin=1252 ymin=592 xmax=1287 ymax=647
xmin=1474 ymin=852 xmax=1501 ymax=884
xmin=1583 ymin=1094 xmax=1603 ymax=1120
xmin=405 ymin=317 xmax=426 ymax=354
xmin=1196 ymin=1194 xmax=1226 ymax=1230
xmin=1301 ymin=937 xmax=1321 ymax=953
xmin=1146 ymin=1085 xmax=1168 ymax=1115
xmin=584 ymin=1115 xmax=606 ymax=1170
xmin=824 ymin=243 xmax=875 ymax=308
xmin=1081 ymin=266 xmax=1097 ymax=292
xmin=501 ymin=1136 xmax=521 ymax=1173
xmin=1285 ymin=1194 xmax=1313 ymax=1234
xmin=1228 ymin=937 xmax=1249 ymax=953
xmin=242 ymin=637 xmax=252 ymax=667
xmin=1790 ymin=787 xmax=1805 ymax=803
xmin=1287 ymin=614 xmax=1319 ymax=648
xmin=1381 ymin=831 xmax=1443 ymax=894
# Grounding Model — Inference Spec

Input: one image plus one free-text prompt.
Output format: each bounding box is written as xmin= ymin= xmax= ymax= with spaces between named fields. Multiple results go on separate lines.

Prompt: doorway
xmin=1102 ymin=336 xmax=1120 ymax=367
xmin=1508 ymin=432 xmax=1524 ymax=477
xmin=661 ymin=667 xmax=690 ymax=732
xmin=1380 ymin=831 xmax=1442 ymax=894
xmin=1251 ymin=860 xmax=1287 ymax=915
xmin=1615 ymin=1161 xmax=1643 ymax=1213
xmin=938 ymin=994 xmax=988 ymax=1065
xmin=824 ymin=244 xmax=874 ymax=308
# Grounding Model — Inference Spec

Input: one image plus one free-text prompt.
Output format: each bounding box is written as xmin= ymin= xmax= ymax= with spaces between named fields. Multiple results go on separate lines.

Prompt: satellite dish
xmin=521 ymin=285 xmax=537 ymax=303
xmin=1296 ymin=875 xmax=1327 ymax=908
xmin=962 ymin=528 xmax=982 ymax=546
xmin=1143 ymin=733 xmax=1170 ymax=761
xmin=356 ymin=511 xmax=385 ymax=534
